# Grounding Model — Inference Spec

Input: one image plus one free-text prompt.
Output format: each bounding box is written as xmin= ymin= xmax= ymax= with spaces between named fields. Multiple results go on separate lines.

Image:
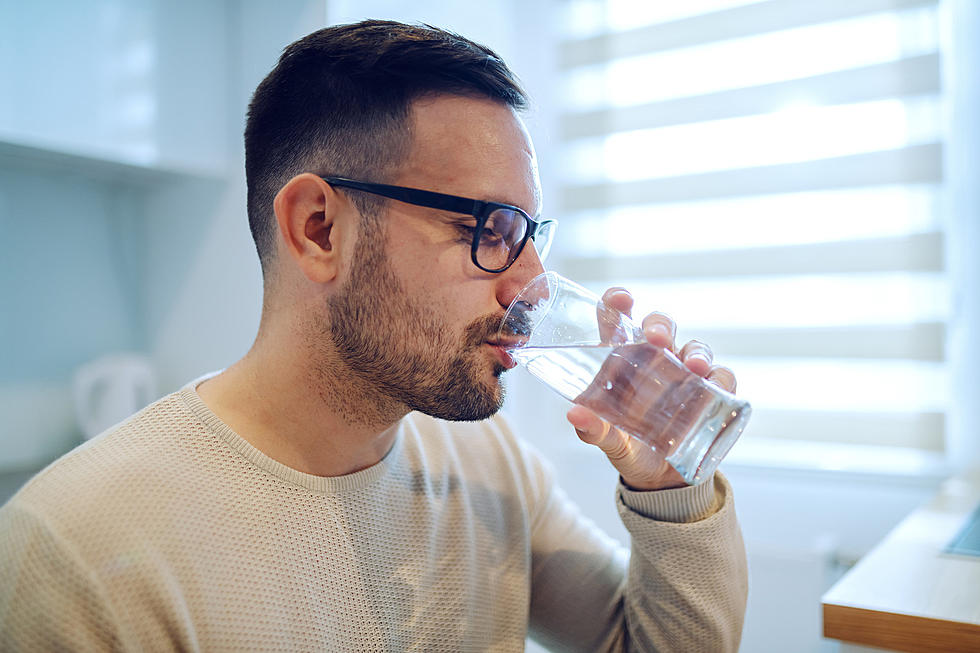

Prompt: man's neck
xmin=196 ymin=342 xmax=407 ymax=478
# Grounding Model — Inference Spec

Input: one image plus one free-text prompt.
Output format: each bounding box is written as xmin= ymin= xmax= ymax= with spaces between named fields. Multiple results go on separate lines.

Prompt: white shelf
xmin=0 ymin=135 xmax=227 ymax=186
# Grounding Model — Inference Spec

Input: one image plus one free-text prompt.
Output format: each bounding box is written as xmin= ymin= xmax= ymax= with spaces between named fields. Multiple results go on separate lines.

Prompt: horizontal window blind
xmin=555 ymin=0 xmax=947 ymax=452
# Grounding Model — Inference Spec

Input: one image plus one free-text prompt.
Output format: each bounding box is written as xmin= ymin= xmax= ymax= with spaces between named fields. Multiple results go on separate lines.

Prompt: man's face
xmin=328 ymin=95 xmax=545 ymax=421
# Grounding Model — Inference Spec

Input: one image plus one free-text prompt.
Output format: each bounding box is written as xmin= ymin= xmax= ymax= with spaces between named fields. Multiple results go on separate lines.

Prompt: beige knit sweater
xmin=0 ymin=381 xmax=747 ymax=652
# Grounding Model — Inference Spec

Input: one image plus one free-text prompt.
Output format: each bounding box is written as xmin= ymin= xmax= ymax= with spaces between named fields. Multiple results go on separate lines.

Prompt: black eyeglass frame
xmin=321 ymin=176 xmax=555 ymax=273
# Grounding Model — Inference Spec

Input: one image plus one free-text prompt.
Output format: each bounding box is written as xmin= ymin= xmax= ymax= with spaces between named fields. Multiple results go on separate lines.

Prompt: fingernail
xmin=686 ymin=353 xmax=711 ymax=370
xmin=647 ymin=323 xmax=671 ymax=341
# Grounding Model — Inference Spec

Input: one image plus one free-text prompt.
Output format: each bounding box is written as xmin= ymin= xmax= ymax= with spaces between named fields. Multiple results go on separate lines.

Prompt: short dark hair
xmin=244 ymin=20 xmax=529 ymax=276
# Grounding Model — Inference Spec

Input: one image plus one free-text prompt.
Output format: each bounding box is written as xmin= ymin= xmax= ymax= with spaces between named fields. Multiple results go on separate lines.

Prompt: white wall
xmin=0 ymin=0 xmax=237 ymax=467
xmin=142 ymin=0 xmax=328 ymax=391
xmin=0 ymin=1 xmax=329 ymax=469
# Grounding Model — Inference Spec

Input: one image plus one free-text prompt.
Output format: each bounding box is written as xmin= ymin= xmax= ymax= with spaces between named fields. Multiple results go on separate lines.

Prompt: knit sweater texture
xmin=0 ymin=381 xmax=747 ymax=651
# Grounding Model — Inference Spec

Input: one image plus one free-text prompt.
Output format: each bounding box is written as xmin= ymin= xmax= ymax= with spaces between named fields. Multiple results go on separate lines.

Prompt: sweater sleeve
xmin=0 ymin=501 xmax=125 ymax=652
xmin=526 ymin=470 xmax=747 ymax=653
xmin=616 ymin=474 xmax=748 ymax=652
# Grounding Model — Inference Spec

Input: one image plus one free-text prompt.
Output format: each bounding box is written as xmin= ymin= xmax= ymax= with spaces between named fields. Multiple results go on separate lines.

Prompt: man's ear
xmin=273 ymin=174 xmax=350 ymax=284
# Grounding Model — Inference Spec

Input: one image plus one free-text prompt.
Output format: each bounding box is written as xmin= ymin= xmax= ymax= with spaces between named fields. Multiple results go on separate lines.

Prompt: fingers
xmin=641 ymin=312 xmax=676 ymax=349
xmin=706 ymin=365 xmax=737 ymax=393
xmin=678 ymin=339 xmax=713 ymax=376
xmin=599 ymin=295 xmax=737 ymax=392
xmin=597 ymin=287 xmax=634 ymax=344
xmin=677 ymin=340 xmax=736 ymax=391
xmin=601 ymin=287 xmax=633 ymax=317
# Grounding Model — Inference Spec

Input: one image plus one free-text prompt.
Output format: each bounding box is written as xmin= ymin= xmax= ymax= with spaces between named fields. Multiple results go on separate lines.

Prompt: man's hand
xmin=566 ymin=288 xmax=737 ymax=491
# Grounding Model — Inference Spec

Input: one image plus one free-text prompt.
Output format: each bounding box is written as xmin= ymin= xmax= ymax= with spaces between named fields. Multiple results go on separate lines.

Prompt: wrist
xmin=619 ymin=460 xmax=687 ymax=491
xmin=618 ymin=473 xmax=720 ymax=523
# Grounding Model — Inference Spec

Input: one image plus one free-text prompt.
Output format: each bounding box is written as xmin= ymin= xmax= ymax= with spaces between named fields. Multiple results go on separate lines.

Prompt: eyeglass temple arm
xmin=322 ymin=177 xmax=482 ymax=216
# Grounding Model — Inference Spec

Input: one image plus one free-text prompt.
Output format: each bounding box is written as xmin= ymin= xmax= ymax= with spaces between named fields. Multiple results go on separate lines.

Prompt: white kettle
xmin=73 ymin=353 xmax=157 ymax=440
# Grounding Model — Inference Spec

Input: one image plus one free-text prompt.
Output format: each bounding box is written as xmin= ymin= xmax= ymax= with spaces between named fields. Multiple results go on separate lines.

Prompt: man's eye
xmin=455 ymin=224 xmax=478 ymax=243
xmin=479 ymin=228 xmax=504 ymax=246
xmin=454 ymin=223 xmax=504 ymax=247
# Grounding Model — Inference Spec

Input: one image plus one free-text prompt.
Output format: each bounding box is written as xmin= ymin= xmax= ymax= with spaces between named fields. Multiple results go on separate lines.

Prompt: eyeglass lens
xmin=476 ymin=209 xmax=555 ymax=270
xmin=531 ymin=220 xmax=555 ymax=261
xmin=475 ymin=208 xmax=528 ymax=270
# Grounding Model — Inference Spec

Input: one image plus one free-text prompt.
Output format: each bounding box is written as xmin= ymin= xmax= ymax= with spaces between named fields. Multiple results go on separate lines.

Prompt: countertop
xmin=822 ymin=468 xmax=980 ymax=653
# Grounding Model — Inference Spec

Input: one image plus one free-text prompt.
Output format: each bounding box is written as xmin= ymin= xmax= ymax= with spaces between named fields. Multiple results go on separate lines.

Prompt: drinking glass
xmin=497 ymin=271 xmax=750 ymax=485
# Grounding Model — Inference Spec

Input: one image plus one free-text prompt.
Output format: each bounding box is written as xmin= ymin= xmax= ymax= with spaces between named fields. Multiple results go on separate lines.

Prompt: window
xmin=554 ymin=0 xmax=951 ymax=463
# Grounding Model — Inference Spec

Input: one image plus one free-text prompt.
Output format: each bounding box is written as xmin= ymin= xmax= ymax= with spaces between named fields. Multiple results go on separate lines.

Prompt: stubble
xmin=320 ymin=222 xmax=506 ymax=424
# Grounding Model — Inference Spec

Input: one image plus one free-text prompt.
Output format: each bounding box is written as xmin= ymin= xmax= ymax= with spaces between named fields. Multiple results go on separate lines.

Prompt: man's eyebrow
xmin=489 ymin=197 xmax=540 ymax=218
xmin=425 ymin=208 xmax=479 ymax=223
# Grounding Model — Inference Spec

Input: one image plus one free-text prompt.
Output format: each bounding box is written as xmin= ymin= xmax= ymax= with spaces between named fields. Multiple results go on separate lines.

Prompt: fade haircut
xmin=244 ymin=20 xmax=529 ymax=278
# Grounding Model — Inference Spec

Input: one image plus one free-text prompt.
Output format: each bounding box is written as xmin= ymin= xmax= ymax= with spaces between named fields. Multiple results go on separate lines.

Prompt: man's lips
xmin=485 ymin=342 xmax=518 ymax=369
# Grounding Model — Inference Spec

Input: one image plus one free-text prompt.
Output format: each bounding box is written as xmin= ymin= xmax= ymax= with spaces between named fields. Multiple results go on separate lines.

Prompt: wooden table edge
xmin=823 ymin=602 xmax=980 ymax=653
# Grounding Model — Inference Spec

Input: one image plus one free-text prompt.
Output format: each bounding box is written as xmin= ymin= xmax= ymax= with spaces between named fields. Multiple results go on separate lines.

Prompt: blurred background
xmin=1 ymin=1 xmax=977 ymax=651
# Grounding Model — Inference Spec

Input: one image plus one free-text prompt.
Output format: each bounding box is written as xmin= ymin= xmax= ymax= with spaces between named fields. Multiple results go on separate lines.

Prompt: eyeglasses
xmin=321 ymin=176 xmax=556 ymax=273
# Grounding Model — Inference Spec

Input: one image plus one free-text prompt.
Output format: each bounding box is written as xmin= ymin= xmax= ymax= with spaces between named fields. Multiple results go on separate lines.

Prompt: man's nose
xmin=495 ymin=242 xmax=546 ymax=309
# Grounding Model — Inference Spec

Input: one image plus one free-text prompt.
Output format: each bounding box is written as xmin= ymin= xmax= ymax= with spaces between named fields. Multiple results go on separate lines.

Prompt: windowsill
xmin=722 ymin=437 xmax=952 ymax=485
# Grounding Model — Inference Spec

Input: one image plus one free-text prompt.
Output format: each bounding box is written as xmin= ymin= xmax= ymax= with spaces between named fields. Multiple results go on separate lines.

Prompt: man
xmin=0 ymin=20 xmax=747 ymax=651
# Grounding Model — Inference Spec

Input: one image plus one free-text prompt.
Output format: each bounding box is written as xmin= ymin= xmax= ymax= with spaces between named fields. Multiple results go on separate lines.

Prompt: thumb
xmin=567 ymin=405 xmax=687 ymax=491
xmin=567 ymin=405 xmax=647 ymax=469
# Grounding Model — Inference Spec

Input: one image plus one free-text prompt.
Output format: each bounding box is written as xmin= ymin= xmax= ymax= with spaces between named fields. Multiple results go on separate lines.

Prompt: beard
xmin=324 ymin=228 xmax=507 ymax=422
